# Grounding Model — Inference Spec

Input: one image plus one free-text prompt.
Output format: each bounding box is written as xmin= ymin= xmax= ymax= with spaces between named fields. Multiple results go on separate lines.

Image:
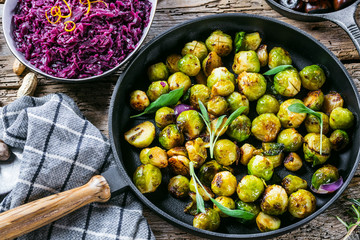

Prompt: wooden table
xmin=1 ymin=0 xmax=360 ymax=239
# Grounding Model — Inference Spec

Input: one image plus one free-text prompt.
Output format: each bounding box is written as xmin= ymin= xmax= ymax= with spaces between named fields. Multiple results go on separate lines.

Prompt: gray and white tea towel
xmin=0 ymin=93 xmax=155 ymax=240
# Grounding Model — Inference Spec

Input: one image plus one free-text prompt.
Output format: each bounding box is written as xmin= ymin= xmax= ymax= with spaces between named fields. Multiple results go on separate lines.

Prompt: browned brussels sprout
xmin=277 ymin=128 xmax=303 ymax=152
xmin=322 ymin=91 xmax=344 ymax=115
xmin=207 ymin=96 xmax=228 ymax=116
xmin=168 ymin=175 xmax=190 ymax=198
xmin=226 ymin=115 xmax=252 ymax=142
xmin=277 ymin=99 xmax=307 ymax=128
xmin=139 ymin=148 xmax=151 ymax=164
xmin=211 ymin=171 xmax=237 ymax=197
xmin=168 ymin=155 xmax=190 ymax=176
xmin=261 ymin=185 xmax=288 ymax=215
xmin=198 ymin=160 xmax=233 ymax=187
xmin=303 ymin=133 xmax=331 ymax=166
xmin=261 ymin=142 xmax=285 ymax=168
xmin=193 ymin=208 xmax=221 ymax=231
xmin=147 ymin=62 xmax=169 ymax=82
xmin=305 ymin=112 xmax=330 ymax=134
xmin=207 ymin=67 xmax=235 ymax=89
xmin=166 ymin=54 xmax=181 ymax=73
xmin=311 ymin=164 xmax=339 ymax=190
xmin=178 ymin=54 xmax=201 ymax=77
xmin=273 ymin=68 xmax=301 ymax=97
xmin=237 ymin=72 xmax=266 ymax=101
xmin=236 ymin=200 xmax=261 ymax=223
xmin=124 ymin=121 xmax=156 ymax=148
xmin=288 ymin=189 xmax=316 ymax=218
xmin=256 ymin=94 xmax=280 ymax=115
xmin=214 ymin=139 xmax=240 ymax=166
xmin=147 ymin=81 xmax=170 ymax=102
xmin=233 ymin=51 xmax=261 ymax=74
xmin=256 ymin=212 xmax=281 ymax=232
xmin=284 ymin=152 xmax=303 ymax=172
xmin=227 ymin=92 xmax=250 ymax=115
xmin=159 ymin=124 xmax=185 ymax=150
xmin=167 ymin=146 xmax=188 ymax=158
xmin=282 ymin=175 xmax=307 ymax=195
xmin=299 ymin=65 xmax=326 ymax=91
xmin=189 ymin=84 xmax=211 ymax=110
xmin=146 ymin=146 xmax=168 ymax=168
xmin=205 ymin=30 xmax=233 ymax=57
xmin=185 ymin=138 xmax=207 ymax=168
xmin=177 ymin=110 xmax=205 ymax=140
xmin=133 ymin=164 xmax=162 ymax=194
xmin=248 ymin=155 xmax=274 ymax=181
xmin=251 ymin=113 xmax=281 ymax=142
xmin=213 ymin=196 xmax=235 ymax=218
xmin=237 ymin=175 xmax=265 ymax=202
xmin=167 ymin=72 xmax=192 ymax=92
xmin=330 ymin=130 xmax=349 ymax=151
xmin=240 ymin=143 xmax=257 ymax=165
xmin=155 ymin=107 xmax=176 ymax=129
xmin=303 ymin=90 xmax=324 ymax=111
xmin=202 ymin=51 xmax=223 ymax=77
xmin=257 ymin=44 xmax=268 ymax=67
xmin=129 ymin=90 xmax=150 ymax=111
xmin=190 ymin=177 xmax=215 ymax=201
xmin=268 ymin=47 xmax=292 ymax=69
xmin=329 ymin=107 xmax=355 ymax=130
xmin=182 ymin=40 xmax=208 ymax=61
xmin=242 ymin=32 xmax=262 ymax=51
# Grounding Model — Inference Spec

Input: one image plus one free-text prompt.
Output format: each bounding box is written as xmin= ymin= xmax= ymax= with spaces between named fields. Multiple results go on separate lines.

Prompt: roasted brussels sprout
xmin=282 ymin=175 xmax=307 ymax=195
xmin=207 ymin=67 xmax=235 ymax=89
xmin=213 ymin=196 xmax=235 ymax=218
xmin=242 ymin=32 xmax=262 ymax=51
xmin=198 ymin=160 xmax=233 ymax=187
xmin=256 ymin=212 xmax=281 ymax=232
xmin=133 ymin=164 xmax=162 ymax=194
xmin=261 ymin=185 xmax=288 ymax=215
xmin=227 ymin=92 xmax=250 ymax=115
xmin=251 ymin=113 xmax=281 ymax=142
xmin=232 ymin=51 xmax=261 ymax=74
xmin=288 ymin=189 xmax=316 ymax=218
xmin=256 ymin=95 xmax=280 ymax=115
xmin=159 ymin=124 xmax=185 ymax=150
xmin=177 ymin=110 xmax=205 ymax=140
xmin=284 ymin=152 xmax=303 ymax=172
xmin=323 ymin=91 xmax=344 ymax=115
xmin=248 ymin=155 xmax=274 ymax=181
xmin=277 ymin=128 xmax=303 ymax=152
xmin=166 ymin=54 xmax=181 ymax=73
xmin=186 ymin=138 xmax=207 ymax=168
xmin=155 ymin=107 xmax=176 ymax=129
xmin=207 ymin=96 xmax=228 ymax=116
xmin=226 ymin=115 xmax=252 ymax=142
xmin=277 ymin=99 xmax=307 ymax=128
xmin=305 ymin=112 xmax=329 ymax=134
xmin=214 ymin=139 xmax=240 ymax=166
xmin=257 ymin=44 xmax=268 ymax=67
xmin=205 ymin=30 xmax=233 ymax=57
xmin=167 ymin=72 xmax=192 ymax=92
xmin=140 ymin=148 xmax=151 ymax=164
xmin=303 ymin=133 xmax=331 ymax=166
xmin=330 ymin=130 xmax=349 ymax=151
xmin=168 ymin=175 xmax=190 ymax=198
xmin=168 ymin=155 xmax=190 ymax=176
xmin=193 ymin=208 xmax=221 ymax=231
xmin=262 ymin=143 xmax=285 ymax=168
xmin=329 ymin=107 xmax=355 ymax=130
xmin=182 ymin=40 xmax=208 ymax=61
xmin=195 ymin=70 xmax=207 ymax=85
xmin=202 ymin=51 xmax=223 ymax=77
xmin=130 ymin=90 xmax=150 ymax=111
xmin=147 ymin=81 xmax=170 ymax=102
xmin=237 ymin=175 xmax=264 ymax=202
xmin=311 ymin=164 xmax=339 ymax=190
xmin=303 ymin=90 xmax=324 ymax=111
xmin=178 ymin=54 xmax=201 ymax=77
xmin=237 ymin=72 xmax=266 ymax=101
xmin=236 ymin=200 xmax=260 ymax=223
xmin=239 ymin=143 xmax=257 ymax=165
xmin=184 ymin=192 xmax=198 ymax=215
xmin=273 ymin=68 xmax=301 ymax=97
xmin=211 ymin=80 xmax=235 ymax=97
xmin=299 ymin=65 xmax=326 ymax=90
xmin=167 ymin=146 xmax=188 ymax=158
xmin=268 ymin=47 xmax=292 ymax=69
xmin=190 ymin=177 xmax=215 ymax=201
xmin=147 ymin=62 xmax=169 ymax=81
xmin=124 ymin=121 xmax=156 ymax=148
xmin=189 ymin=84 xmax=211 ymax=110
xmin=145 ymin=146 xmax=168 ymax=168
xmin=210 ymin=117 xmax=228 ymax=137
xmin=211 ymin=171 xmax=237 ymax=197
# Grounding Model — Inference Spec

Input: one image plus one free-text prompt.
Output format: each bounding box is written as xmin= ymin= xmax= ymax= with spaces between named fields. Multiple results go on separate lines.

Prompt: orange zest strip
xmin=90 ymin=0 xmax=108 ymax=8
xmin=64 ymin=21 xmax=76 ymax=32
xmin=45 ymin=10 xmax=61 ymax=24
xmin=60 ymin=0 xmax=72 ymax=18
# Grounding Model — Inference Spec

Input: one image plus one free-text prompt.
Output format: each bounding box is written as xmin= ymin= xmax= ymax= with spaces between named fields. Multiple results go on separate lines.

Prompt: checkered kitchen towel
xmin=0 ymin=93 xmax=155 ymax=240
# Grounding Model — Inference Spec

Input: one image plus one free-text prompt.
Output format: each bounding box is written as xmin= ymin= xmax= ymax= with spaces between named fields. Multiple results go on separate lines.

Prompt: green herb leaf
xmin=215 ymin=115 xmax=226 ymax=132
xmin=189 ymin=162 xmax=205 ymax=214
xmin=224 ymin=106 xmax=247 ymax=127
xmin=131 ymin=87 xmax=184 ymax=118
xmin=198 ymin=100 xmax=210 ymax=124
xmin=263 ymin=65 xmax=293 ymax=76
xmin=234 ymin=31 xmax=246 ymax=53
xmin=288 ymin=102 xmax=324 ymax=154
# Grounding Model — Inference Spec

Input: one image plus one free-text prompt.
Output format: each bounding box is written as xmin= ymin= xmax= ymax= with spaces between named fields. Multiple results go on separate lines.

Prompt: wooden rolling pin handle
xmin=0 ymin=175 xmax=111 ymax=240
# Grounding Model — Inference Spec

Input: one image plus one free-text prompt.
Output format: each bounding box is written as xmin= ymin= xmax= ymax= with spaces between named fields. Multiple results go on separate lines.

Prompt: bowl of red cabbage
xmin=2 ymin=0 xmax=156 ymax=82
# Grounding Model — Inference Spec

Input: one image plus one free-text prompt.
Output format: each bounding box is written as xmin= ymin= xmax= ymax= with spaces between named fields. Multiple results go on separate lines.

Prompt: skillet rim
xmin=108 ymin=13 xmax=360 ymax=239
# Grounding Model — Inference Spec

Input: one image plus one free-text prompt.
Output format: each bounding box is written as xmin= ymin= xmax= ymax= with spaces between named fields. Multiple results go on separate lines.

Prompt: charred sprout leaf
xmin=189 ymin=162 xmax=255 ymax=220
xmin=288 ymin=103 xmax=323 ymax=154
xmin=263 ymin=65 xmax=293 ymax=76
xmin=131 ymin=88 xmax=184 ymax=118
xmin=234 ymin=31 xmax=246 ymax=53
xmin=190 ymin=162 xmax=206 ymax=214
xmin=335 ymin=198 xmax=360 ymax=239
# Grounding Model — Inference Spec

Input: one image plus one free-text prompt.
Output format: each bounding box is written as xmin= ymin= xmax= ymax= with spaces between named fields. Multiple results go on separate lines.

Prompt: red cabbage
xmin=12 ymin=0 xmax=152 ymax=79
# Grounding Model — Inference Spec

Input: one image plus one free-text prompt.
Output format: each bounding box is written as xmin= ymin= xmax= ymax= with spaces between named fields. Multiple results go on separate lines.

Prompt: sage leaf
xmin=198 ymin=100 xmax=210 ymax=124
xmin=131 ymin=87 xmax=184 ymax=118
xmin=189 ymin=162 xmax=205 ymax=214
xmin=263 ymin=65 xmax=293 ymax=76
xmin=224 ymin=106 xmax=247 ymax=127
xmin=234 ymin=31 xmax=246 ymax=53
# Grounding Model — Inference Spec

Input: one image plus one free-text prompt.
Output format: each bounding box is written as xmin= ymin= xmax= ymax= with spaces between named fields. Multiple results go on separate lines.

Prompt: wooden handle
xmin=0 ymin=175 xmax=111 ymax=240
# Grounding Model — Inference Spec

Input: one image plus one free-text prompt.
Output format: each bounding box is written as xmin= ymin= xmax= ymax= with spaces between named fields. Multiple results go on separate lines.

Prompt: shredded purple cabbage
xmin=12 ymin=0 xmax=152 ymax=79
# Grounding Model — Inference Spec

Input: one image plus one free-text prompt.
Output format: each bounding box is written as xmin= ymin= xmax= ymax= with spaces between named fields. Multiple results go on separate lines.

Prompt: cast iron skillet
xmin=266 ymin=0 xmax=360 ymax=54
xmin=108 ymin=13 xmax=360 ymax=239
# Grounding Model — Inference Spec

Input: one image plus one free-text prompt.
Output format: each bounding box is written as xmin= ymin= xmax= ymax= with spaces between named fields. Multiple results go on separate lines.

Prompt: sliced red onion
xmin=160 ymin=81 xmax=167 ymax=87
xmin=310 ymin=176 xmax=343 ymax=194
xmin=174 ymin=104 xmax=194 ymax=117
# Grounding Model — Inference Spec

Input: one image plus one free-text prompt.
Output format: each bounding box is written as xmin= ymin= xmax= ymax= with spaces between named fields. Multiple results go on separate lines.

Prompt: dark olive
xmin=278 ymin=0 xmax=301 ymax=9
xmin=305 ymin=0 xmax=332 ymax=13
xmin=333 ymin=0 xmax=355 ymax=11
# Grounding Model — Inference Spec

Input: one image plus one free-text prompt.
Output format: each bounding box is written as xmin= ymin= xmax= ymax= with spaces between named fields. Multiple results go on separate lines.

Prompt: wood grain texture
xmin=1 ymin=0 xmax=360 ymax=239
xmin=0 ymin=175 xmax=110 ymax=240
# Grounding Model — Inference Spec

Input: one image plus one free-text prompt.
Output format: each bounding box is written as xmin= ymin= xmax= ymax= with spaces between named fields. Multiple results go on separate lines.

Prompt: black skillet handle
xmin=323 ymin=1 xmax=360 ymax=55
xmin=101 ymin=166 xmax=130 ymax=196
